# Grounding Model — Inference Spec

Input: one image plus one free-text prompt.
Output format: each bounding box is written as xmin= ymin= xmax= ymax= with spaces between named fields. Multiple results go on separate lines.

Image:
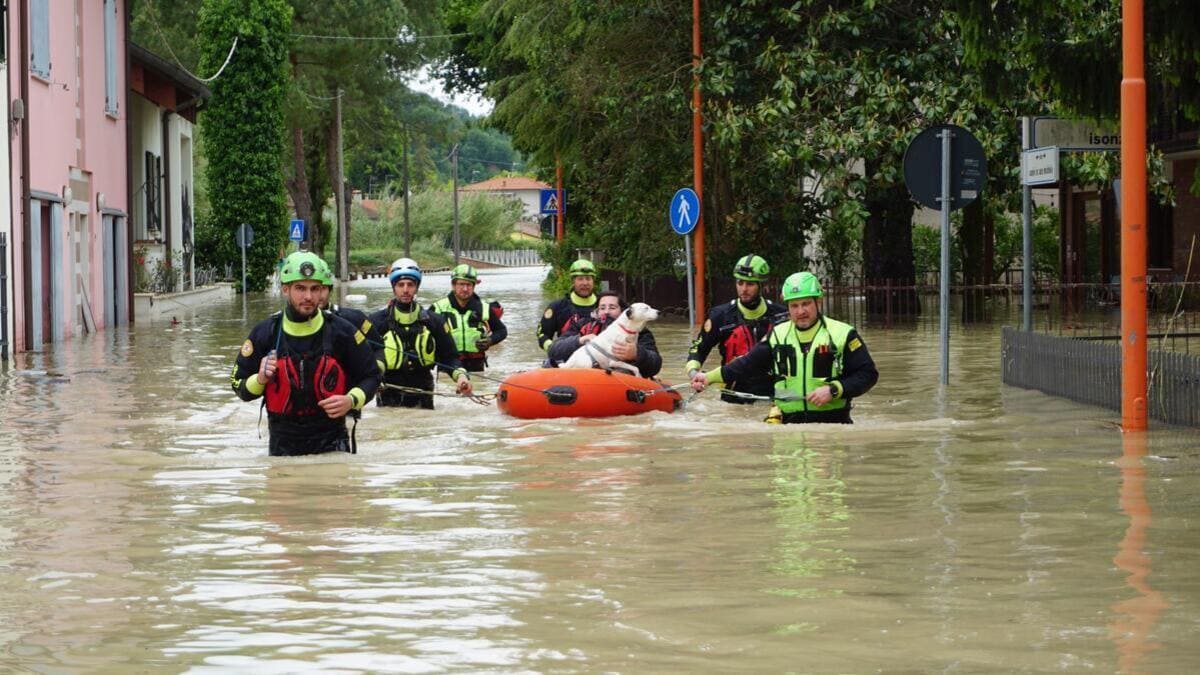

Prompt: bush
xmin=350 ymin=187 xmax=524 ymax=254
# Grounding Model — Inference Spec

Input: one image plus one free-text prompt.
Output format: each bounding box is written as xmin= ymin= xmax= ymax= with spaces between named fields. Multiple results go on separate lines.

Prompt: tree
xmin=955 ymin=0 xmax=1200 ymax=190
xmin=198 ymin=0 xmax=292 ymax=291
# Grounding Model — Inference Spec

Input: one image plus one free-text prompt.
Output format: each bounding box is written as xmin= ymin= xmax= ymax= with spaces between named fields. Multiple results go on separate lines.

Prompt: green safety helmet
xmin=280 ymin=251 xmax=325 ymax=284
xmin=733 ymin=254 xmax=770 ymax=282
xmin=781 ymin=271 xmax=823 ymax=301
xmin=314 ymin=258 xmax=334 ymax=286
xmin=451 ymin=264 xmax=479 ymax=283
xmin=568 ymin=259 xmax=598 ymax=278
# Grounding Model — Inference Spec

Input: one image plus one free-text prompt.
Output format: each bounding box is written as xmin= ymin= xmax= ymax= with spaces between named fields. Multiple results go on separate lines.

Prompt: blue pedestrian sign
xmin=669 ymin=188 xmax=699 ymax=235
xmin=288 ymin=219 xmax=306 ymax=242
xmin=540 ymin=189 xmax=565 ymax=215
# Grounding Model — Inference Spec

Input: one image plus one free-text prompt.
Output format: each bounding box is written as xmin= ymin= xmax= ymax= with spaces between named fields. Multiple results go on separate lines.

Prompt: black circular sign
xmin=903 ymin=124 xmax=987 ymax=211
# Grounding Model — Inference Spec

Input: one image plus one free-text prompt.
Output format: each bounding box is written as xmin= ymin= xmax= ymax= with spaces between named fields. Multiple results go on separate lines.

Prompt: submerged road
xmin=0 ymin=266 xmax=1197 ymax=671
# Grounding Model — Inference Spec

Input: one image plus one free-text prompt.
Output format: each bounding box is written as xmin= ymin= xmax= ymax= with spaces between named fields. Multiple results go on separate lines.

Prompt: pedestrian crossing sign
xmin=289 ymin=219 xmax=306 ymax=241
xmin=540 ymin=189 xmax=565 ymax=215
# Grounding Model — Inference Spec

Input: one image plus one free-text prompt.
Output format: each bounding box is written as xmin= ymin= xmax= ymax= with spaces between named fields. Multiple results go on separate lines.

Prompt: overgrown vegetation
xmin=197 ymin=0 xmax=291 ymax=292
xmin=342 ymin=188 xmax=524 ymax=271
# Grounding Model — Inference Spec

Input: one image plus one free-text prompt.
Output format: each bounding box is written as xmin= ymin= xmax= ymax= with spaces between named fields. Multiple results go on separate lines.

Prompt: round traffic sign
xmin=903 ymin=125 xmax=987 ymax=211
xmin=669 ymin=188 xmax=700 ymax=235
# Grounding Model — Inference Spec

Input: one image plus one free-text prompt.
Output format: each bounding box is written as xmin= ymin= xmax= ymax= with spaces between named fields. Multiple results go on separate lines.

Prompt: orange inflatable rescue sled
xmin=496 ymin=368 xmax=683 ymax=419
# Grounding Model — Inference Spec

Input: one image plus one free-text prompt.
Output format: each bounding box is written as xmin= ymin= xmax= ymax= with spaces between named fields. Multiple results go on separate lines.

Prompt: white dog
xmin=561 ymin=302 xmax=659 ymax=377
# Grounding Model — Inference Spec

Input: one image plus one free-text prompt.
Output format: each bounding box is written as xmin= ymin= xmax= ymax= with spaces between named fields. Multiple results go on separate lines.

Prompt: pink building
xmin=9 ymin=0 xmax=130 ymax=354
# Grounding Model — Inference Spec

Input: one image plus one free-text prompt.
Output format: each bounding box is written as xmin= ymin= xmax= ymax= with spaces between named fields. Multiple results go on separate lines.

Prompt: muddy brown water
xmin=1 ymin=267 xmax=1196 ymax=672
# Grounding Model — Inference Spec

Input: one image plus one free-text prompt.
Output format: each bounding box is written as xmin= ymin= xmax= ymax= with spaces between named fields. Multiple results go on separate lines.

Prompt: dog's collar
xmin=616 ymin=322 xmax=637 ymax=335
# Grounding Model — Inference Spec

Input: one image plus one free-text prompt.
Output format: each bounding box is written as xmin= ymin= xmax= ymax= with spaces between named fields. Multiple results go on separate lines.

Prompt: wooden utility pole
xmin=335 ymin=88 xmax=349 ymax=281
xmin=1120 ymin=0 xmax=1147 ymax=431
xmin=403 ymin=129 xmax=411 ymax=257
xmin=556 ymin=154 xmax=564 ymax=242
xmin=452 ymin=144 xmax=461 ymax=265
xmin=692 ymin=0 xmax=706 ymax=324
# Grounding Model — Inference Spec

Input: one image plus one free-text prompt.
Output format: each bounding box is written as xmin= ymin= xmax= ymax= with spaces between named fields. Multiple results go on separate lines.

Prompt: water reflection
xmin=1108 ymin=433 xmax=1168 ymax=674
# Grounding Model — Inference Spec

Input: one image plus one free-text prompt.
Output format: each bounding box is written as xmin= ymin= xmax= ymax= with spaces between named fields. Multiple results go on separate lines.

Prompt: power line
xmin=296 ymin=87 xmax=343 ymax=102
xmin=291 ymin=31 xmax=469 ymax=42
xmin=147 ymin=12 xmax=238 ymax=83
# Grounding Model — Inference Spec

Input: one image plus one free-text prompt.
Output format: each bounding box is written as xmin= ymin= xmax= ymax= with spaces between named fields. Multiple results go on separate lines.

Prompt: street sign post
xmin=903 ymin=124 xmax=987 ymax=386
xmin=236 ymin=223 xmax=254 ymax=317
xmin=670 ymin=188 xmax=701 ymax=329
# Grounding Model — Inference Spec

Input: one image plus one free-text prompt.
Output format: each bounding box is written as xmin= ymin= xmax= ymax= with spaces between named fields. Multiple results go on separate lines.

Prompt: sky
xmin=408 ymin=65 xmax=494 ymax=118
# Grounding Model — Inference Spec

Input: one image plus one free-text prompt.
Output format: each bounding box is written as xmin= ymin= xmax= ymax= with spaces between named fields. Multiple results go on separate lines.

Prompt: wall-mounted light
xmin=97 ymin=192 xmax=107 ymax=211
xmin=62 ymin=186 xmax=74 ymax=204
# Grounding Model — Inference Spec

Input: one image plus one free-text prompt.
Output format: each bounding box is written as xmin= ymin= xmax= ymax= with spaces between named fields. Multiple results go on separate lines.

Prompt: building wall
xmin=9 ymin=0 xmax=129 ymax=352
xmin=130 ymin=93 xmax=196 ymax=290
xmin=0 ymin=60 xmax=10 ymax=358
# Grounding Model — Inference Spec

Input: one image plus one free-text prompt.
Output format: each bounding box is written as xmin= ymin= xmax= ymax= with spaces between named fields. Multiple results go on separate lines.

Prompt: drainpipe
xmin=18 ymin=0 xmax=33 ymax=350
xmin=161 ymin=107 xmax=171 ymax=276
xmin=124 ymin=0 xmax=134 ymax=323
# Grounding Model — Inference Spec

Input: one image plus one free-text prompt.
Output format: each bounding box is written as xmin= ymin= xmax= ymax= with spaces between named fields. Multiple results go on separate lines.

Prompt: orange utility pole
xmin=692 ymin=0 xmax=706 ymax=324
xmin=556 ymin=154 xmax=565 ymax=243
xmin=1121 ymin=0 xmax=1148 ymax=431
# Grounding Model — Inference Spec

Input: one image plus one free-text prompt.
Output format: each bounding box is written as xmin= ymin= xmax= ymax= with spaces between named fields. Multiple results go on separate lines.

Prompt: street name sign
xmin=1021 ymin=147 xmax=1060 ymax=186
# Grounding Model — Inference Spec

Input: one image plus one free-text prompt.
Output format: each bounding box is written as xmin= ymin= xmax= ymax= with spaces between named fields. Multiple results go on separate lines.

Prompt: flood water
xmin=1 ymin=266 xmax=1197 ymax=672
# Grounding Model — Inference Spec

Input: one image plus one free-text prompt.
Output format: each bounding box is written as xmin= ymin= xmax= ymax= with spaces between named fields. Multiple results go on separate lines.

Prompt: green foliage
xmin=537 ymin=235 xmax=593 ymax=295
xmin=198 ymin=0 xmax=292 ymax=292
xmin=346 ymin=188 xmax=523 ymax=270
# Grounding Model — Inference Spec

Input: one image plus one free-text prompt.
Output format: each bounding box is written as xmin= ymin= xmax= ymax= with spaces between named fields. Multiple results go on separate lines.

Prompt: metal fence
xmin=1001 ymin=326 xmax=1200 ymax=427
xmin=460 ymin=249 xmax=543 ymax=267
xmin=820 ymin=277 xmax=1200 ymax=353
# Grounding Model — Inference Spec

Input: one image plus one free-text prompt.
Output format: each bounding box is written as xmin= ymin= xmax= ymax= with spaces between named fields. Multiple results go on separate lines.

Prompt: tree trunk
xmin=960 ymin=198 xmax=991 ymax=322
xmin=285 ymin=124 xmax=313 ymax=248
xmin=862 ymin=161 xmax=919 ymax=322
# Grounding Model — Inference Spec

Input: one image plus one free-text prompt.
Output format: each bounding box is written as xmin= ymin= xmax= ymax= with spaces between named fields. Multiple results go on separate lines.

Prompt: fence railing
xmin=817 ymin=277 xmax=1199 ymax=352
xmin=1001 ymin=326 xmax=1200 ymax=427
xmin=460 ymin=249 xmax=543 ymax=267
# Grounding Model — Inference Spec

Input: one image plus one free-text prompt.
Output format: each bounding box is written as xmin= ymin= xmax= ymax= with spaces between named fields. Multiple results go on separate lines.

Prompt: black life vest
xmin=264 ymin=315 xmax=348 ymax=415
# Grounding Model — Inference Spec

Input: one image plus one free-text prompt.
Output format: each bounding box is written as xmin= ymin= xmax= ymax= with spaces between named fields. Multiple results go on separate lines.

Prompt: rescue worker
xmin=313 ymin=258 xmax=383 ymax=363
xmin=230 ymin=251 xmax=381 ymax=455
xmin=690 ymin=272 xmax=878 ymax=423
xmin=546 ymin=290 xmax=663 ymax=377
xmin=368 ymin=257 xmax=472 ymax=408
xmin=685 ymin=254 xmax=787 ymax=403
xmin=537 ymin=259 xmax=599 ymax=353
xmin=429 ymin=264 xmax=507 ymax=373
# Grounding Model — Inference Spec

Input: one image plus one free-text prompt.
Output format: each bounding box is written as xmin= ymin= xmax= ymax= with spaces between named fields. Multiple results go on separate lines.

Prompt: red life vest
xmin=264 ymin=316 xmax=348 ymax=415
xmin=723 ymin=323 xmax=756 ymax=364
xmin=579 ymin=318 xmax=606 ymax=336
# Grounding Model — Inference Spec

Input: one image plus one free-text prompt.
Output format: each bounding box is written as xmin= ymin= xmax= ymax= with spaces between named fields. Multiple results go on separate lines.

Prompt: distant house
xmin=9 ymin=0 xmax=130 ymax=353
xmin=458 ymin=176 xmax=552 ymax=224
xmin=129 ymin=42 xmax=210 ymax=292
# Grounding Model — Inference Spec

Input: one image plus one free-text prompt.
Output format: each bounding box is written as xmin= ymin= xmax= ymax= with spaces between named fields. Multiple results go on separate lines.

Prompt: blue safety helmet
xmin=388 ymin=257 xmax=422 ymax=287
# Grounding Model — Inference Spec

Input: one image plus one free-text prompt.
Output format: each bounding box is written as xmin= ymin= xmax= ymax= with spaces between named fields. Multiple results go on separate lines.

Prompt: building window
xmin=104 ymin=0 xmax=119 ymax=114
xmin=31 ymin=0 xmax=51 ymax=78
